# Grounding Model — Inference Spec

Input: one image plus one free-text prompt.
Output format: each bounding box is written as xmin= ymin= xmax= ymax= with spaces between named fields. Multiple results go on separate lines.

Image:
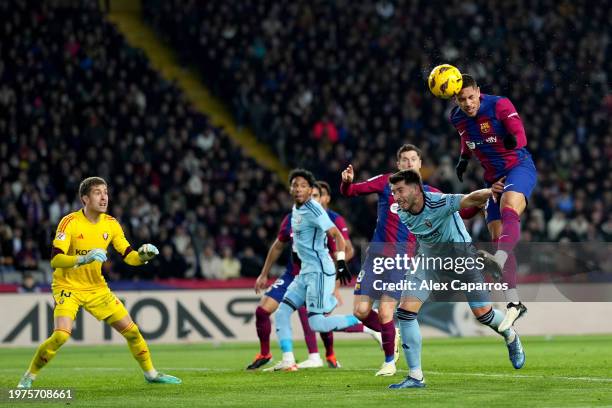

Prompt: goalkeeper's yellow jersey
xmin=51 ymin=210 xmax=133 ymax=291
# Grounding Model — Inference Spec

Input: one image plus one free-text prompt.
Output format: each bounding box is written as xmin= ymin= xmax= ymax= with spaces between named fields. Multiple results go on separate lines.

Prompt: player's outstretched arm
xmin=340 ymin=164 xmax=387 ymax=196
xmin=255 ymin=238 xmax=286 ymax=294
xmin=460 ymin=188 xmax=495 ymax=209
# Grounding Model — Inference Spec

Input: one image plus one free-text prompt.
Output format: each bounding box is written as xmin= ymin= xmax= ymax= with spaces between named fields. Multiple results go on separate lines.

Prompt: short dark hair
xmin=79 ymin=177 xmax=107 ymax=198
xmin=316 ymin=180 xmax=331 ymax=196
xmin=388 ymin=170 xmax=423 ymax=188
xmin=461 ymin=74 xmax=478 ymax=90
xmin=288 ymin=168 xmax=316 ymax=187
xmin=396 ymin=144 xmax=422 ymax=160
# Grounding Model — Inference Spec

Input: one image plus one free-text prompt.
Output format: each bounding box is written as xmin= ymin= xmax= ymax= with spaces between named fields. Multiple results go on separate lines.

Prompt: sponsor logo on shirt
xmin=56 ymin=232 xmax=66 ymax=241
xmin=466 ymin=141 xmax=476 ymax=150
xmin=485 ymin=136 xmax=497 ymax=143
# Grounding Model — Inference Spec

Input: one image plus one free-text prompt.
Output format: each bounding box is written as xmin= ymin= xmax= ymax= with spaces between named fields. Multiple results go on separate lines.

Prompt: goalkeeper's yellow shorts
xmin=52 ymin=286 xmax=129 ymax=323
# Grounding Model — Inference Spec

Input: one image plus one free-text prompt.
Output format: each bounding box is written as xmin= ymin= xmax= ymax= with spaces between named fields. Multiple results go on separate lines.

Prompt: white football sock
xmin=494 ymin=250 xmax=509 ymax=268
xmin=307 ymin=353 xmax=322 ymax=361
xmin=409 ymin=368 xmax=424 ymax=381
xmin=144 ymin=369 xmax=159 ymax=379
xmin=282 ymin=352 xmax=296 ymax=363
xmin=504 ymin=288 xmax=520 ymax=303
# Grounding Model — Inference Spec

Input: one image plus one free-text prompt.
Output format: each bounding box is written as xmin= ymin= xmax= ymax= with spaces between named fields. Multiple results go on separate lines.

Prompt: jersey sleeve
xmin=277 ymin=214 xmax=292 ymax=243
xmin=441 ymin=194 xmax=464 ymax=217
xmin=51 ymin=214 xmax=75 ymax=257
xmin=110 ymin=219 xmax=134 ymax=258
xmin=340 ymin=174 xmax=388 ymax=196
xmin=333 ymin=215 xmax=350 ymax=240
xmin=312 ymin=210 xmax=336 ymax=233
xmin=495 ymin=98 xmax=527 ymax=149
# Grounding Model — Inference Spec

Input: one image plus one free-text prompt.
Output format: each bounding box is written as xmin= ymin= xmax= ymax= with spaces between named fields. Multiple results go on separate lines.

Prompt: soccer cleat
xmin=17 ymin=375 xmax=33 ymax=389
xmin=498 ymin=302 xmax=528 ymax=332
xmin=297 ymin=356 xmax=324 ymax=369
xmin=394 ymin=327 xmax=401 ymax=363
xmin=326 ymin=355 xmax=342 ymax=368
xmin=246 ymin=353 xmax=273 ymax=370
xmin=369 ymin=330 xmax=383 ymax=349
xmin=263 ymin=360 xmax=298 ymax=372
xmin=375 ymin=361 xmax=396 ymax=376
xmin=477 ymin=250 xmax=503 ymax=281
xmin=145 ymin=372 xmax=182 ymax=384
xmin=506 ymin=332 xmax=526 ymax=369
xmin=388 ymin=376 xmax=426 ymax=389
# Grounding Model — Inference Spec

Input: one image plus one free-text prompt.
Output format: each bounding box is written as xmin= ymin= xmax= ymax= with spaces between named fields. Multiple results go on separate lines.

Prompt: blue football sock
xmin=308 ymin=314 xmax=359 ymax=333
xmin=476 ymin=308 xmax=515 ymax=343
xmin=275 ymin=302 xmax=295 ymax=352
xmin=396 ymin=308 xmax=422 ymax=373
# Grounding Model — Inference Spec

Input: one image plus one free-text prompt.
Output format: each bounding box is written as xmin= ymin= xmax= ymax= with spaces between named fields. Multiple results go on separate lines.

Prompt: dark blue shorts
xmin=354 ymin=253 xmax=405 ymax=301
xmin=265 ymin=268 xmax=296 ymax=303
xmin=485 ymin=158 xmax=537 ymax=223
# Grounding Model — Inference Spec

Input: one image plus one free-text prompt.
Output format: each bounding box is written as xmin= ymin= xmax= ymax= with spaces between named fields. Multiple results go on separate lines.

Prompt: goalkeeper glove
xmin=503 ymin=133 xmax=517 ymax=150
xmin=455 ymin=156 xmax=469 ymax=182
xmin=336 ymin=259 xmax=351 ymax=285
xmin=76 ymin=248 xmax=107 ymax=266
xmin=138 ymin=243 xmax=159 ymax=263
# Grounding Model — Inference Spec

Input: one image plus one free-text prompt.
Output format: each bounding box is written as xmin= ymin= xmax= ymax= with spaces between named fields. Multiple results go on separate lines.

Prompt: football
xmin=428 ymin=64 xmax=463 ymax=99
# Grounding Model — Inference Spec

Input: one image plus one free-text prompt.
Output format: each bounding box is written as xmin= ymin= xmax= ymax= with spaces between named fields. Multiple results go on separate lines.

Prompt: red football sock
xmin=498 ymin=208 xmax=521 ymax=254
xmin=298 ymin=306 xmax=319 ymax=354
xmin=319 ymin=332 xmax=334 ymax=357
xmin=381 ymin=321 xmax=396 ymax=361
xmin=255 ymin=306 xmax=271 ymax=356
xmin=360 ymin=310 xmax=382 ymax=332
xmin=342 ymin=323 xmax=365 ymax=333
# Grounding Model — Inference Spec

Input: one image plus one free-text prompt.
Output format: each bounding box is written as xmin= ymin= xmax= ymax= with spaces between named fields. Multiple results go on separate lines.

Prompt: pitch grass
xmin=1 ymin=335 xmax=612 ymax=408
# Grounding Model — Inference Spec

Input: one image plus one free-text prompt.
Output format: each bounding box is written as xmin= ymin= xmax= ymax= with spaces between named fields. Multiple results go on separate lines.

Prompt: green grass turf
xmin=1 ymin=335 xmax=611 ymax=407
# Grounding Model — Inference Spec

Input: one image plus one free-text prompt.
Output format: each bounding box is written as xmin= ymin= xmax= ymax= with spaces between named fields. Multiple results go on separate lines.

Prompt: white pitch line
xmin=1 ymin=367 xmax=611 ymax=383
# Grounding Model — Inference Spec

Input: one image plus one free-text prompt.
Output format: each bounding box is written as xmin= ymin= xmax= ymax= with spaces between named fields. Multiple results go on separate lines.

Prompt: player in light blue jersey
xmin=266 ymin=169 xmax=360 ymax=372
xmin=386 ymin=170 xmax=525 ymax=389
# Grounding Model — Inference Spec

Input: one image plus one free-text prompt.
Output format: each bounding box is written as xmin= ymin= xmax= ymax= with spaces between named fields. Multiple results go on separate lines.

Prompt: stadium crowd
xmin=0 ymin=0 xmax=610 ymax=286
xmin=144 ymin=0 xmax=611 ymax=244
xmin=0 ymin=0 xmax=288 ymax=282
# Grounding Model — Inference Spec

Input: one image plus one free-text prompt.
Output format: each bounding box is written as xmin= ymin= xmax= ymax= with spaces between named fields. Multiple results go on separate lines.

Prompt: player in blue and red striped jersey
xmin=341 ymin=144 xmax=480 ymax=376
xmin=451 ymin=74 xmax=537 ymax=331
xmin=248 ymin=183 xmax=379 ymax=370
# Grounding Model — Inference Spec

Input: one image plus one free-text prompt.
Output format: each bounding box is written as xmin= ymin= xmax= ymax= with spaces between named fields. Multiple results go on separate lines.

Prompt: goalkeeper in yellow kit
xmin=17 ymin=177 xmax=181 ymax=388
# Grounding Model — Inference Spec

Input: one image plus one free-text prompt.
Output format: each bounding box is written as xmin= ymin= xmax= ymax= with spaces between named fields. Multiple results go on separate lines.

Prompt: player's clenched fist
xmin=341 ymin=164 xmax=354 ymax=183
xmin=138 ymin=243 xmax=159 ymax=263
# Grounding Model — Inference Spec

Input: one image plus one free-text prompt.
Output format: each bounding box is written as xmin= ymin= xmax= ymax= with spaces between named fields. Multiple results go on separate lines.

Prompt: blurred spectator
xmin=18 ymin=273 xmax=41 ymax=293
xmin=145 ymin=0 xmax=611 ymax=243
xmin=0 ymin=0 xmax=290 ymax=280
xmin=220 ymin=246 xmax=241 ymax=280
xmin=15 ymin=238 xmax=40 ymax=271
xmin=200 ymin=245 xmax=223 ymax=280
xmin=152 ymin=244 xmax=189 ymax=279
xmin=239 ymin=246 xmax=264 ymax=278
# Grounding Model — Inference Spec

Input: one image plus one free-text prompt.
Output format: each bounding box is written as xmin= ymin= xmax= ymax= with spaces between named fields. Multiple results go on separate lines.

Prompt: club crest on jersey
xmin=425 ymin=219 xmax=433 ymax=228
xmin=103 ymin=232 xmax=109 ymax=240
xmin=390 ymin=203 xmax=399 ymax=214
xmin=480 ymin=121 xmax=491 ymax=133
xmin=293 ymin=214 xmax=302 ymax=225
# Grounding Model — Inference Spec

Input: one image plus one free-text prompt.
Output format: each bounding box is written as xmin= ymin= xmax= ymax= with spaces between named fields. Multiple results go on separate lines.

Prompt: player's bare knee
xmin=473 ymin=306 xmax=493 ymax=322
xmin=353 ymin=303 xmax=371 ymax=320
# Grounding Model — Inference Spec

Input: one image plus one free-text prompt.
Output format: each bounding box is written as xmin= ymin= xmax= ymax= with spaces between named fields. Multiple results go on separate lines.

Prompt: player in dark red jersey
xmin=451 ymin=74 xmax=537 ymax=331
